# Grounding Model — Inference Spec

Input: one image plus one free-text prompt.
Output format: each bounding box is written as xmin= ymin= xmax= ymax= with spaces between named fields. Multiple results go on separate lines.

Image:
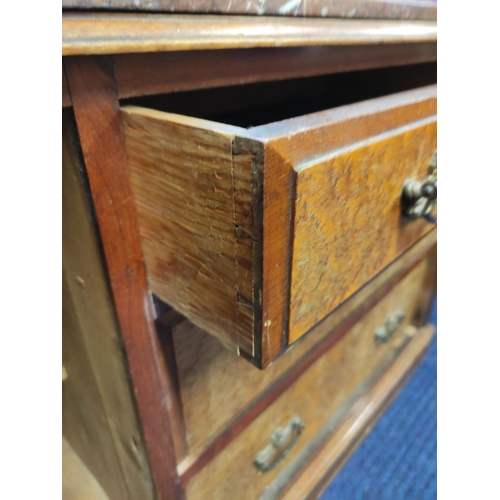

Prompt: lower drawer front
xmin=185 ymin=253 xmax=435 ymax=499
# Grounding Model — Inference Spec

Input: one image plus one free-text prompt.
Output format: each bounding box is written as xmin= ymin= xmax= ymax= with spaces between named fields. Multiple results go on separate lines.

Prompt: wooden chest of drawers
xmin=62 ymin=10 xmax=437 ymax=500
xmin=121 ymin=85 xmax=436 ymax=367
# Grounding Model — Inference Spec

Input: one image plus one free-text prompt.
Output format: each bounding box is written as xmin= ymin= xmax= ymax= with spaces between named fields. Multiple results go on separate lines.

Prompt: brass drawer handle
xmin=253 ymin=415 xmax=305 ymax=472
xmin=402 ymin=151 xmax=437 ymax=223
xmin=375 ymin=311 xmax=406 ymax=343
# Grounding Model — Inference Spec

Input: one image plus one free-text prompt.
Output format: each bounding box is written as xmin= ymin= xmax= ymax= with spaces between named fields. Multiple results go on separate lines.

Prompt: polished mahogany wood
xmin=62 ymin=20 xmax=438 ymax=499
xmin=64 ymin=56 xmax=184 ymax=500
xmin=62 ymin=14 xmax=437 ymax=56
xmin=113 ymin=44 xmax=436 ymax=102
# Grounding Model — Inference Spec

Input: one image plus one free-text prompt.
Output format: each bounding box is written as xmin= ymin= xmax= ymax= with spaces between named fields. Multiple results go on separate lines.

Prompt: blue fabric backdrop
xmin=321 ymin=299 xmax=437 ymax=499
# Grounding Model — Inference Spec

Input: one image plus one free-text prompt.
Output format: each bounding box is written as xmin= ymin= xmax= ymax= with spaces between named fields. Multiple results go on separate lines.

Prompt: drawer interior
xmin=123 ymin=62 xmax=436 ymax=129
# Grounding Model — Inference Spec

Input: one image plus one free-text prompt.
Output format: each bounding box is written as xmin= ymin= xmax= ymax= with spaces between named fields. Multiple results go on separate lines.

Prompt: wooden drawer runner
xmin=121 ymin=80 xmax=437 ymax=367
xmin=183 ymin=252 xmax=436 ymax=499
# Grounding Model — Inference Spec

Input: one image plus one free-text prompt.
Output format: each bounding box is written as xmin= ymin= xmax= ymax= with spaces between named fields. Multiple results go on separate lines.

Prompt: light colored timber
xmin=63 ymin=437 xmax=109 ymax=500
xmin=62 ymin=14 xmax=437 ymax=56
xmin=251 ymin=85 xmax=437 ymax=363
xmin=120 ymin=107 xmax=257 ymax=356
xmin=62 ymin=109 xmax=154 ymax=500
xmin=183 ymin=258 xmax=434 ymax=498
xmin=121 ymin=85 xmax=436 ymax=367
xmin=281 ymin=323 xmax=435 ymax=500
xmin=289 ymin=116 xmax=437 ymax=341
xmin=174 ymin=235 xmax=435 ymax=458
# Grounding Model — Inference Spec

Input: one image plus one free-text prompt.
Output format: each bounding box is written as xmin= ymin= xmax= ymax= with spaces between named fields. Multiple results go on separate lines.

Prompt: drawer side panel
xmin=121 ymin=107 xmax=254 ymax=354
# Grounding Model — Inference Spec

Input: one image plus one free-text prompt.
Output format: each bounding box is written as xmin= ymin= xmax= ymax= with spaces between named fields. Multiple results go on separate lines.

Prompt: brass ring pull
xmin=253 ymin=415 xmax=305 ymax=472
xmin=401 ymin=151 xmax=437 ymax=224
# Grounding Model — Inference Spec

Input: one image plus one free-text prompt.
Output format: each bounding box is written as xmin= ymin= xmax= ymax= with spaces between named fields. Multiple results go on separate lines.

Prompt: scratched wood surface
xmin=184 ymin=256 xmax=434 ymax=498
xmin=251 ymin=85 xmax=437 ymax=359
xmin=280 ymin=324 xmax=436 ymax=500
xmin=173 ymin=232 xmax=435 ymax=461
xmin=62 ymin=14 xmax=437 ymax=56
xmin=62 ymin=0 xmax=436 ymax=21
xmin=232 ymin=139 xmax=263 ymax=360
xmin=120 ymin=106 xmax=259 ymax=357
xmin=289 ymin=117 xmax=437 ymax=341
xmin=112 ymin=44 xmax=437 ymax=102
xmin=120 ymin=83 xmax=436 ymax=367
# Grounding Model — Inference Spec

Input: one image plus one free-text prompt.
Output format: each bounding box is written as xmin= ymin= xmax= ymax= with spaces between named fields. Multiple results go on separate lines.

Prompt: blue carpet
xmin=321 ymin=299 xmax=437 ymax=500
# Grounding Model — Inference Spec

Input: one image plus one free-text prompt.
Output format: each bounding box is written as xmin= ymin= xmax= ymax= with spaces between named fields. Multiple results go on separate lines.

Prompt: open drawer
xmin=121 ymin=66 xmax=437 ymax=368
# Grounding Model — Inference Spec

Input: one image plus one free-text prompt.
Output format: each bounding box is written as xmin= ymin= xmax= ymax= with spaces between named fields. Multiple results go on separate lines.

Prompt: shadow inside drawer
xmin=122 ymin=62 xmax=436 ymax=129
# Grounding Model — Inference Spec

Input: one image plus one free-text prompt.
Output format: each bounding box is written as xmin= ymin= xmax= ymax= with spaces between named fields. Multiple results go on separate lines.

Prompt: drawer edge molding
xmin=62 ymin=14 xmax=437 ymax=56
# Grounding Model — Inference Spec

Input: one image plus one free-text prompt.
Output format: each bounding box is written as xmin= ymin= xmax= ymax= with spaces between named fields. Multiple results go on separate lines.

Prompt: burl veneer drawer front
xmin=121 ymin=82 xmax=436 ymax=367
xmin=289 ymin=115 xmax=436 ymax=342
xmin=184 ymin=253 xmax=435 ymax=500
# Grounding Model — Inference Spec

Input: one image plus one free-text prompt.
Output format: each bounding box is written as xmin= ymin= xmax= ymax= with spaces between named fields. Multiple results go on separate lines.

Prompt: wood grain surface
xmin=65 ymin=56 xmax=183 ymax=500
xmin=184 ymin=258 xmax=434 ymax=498
xmin=119 ymin=84 xmax=436 ymax=366
xmin=156 ymin=312 xmax=190 ymax=462
xmin=232 ymin=139 xmax=263 ymax=361
xmin=176 ymin=231 xmax=435 ymax=482
xmin=120 ymin=106 xmax=258 ymax=357
xmin=250 ymin=85 xmax=437 ymax=358
xmin=113 ymin=44 xmax=437 ymax=102
xmin=289 ymin=117 xmax=437 ymax=340
xmin=62 ymin=14 xmax=437 ymax=56
xmin=62 ymin=108 xmax=154 ymax=500
xmin=63 ymin=0 xmax=436 ymax=21
xmin=281 ymin=324 xmax=435 ymax=500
